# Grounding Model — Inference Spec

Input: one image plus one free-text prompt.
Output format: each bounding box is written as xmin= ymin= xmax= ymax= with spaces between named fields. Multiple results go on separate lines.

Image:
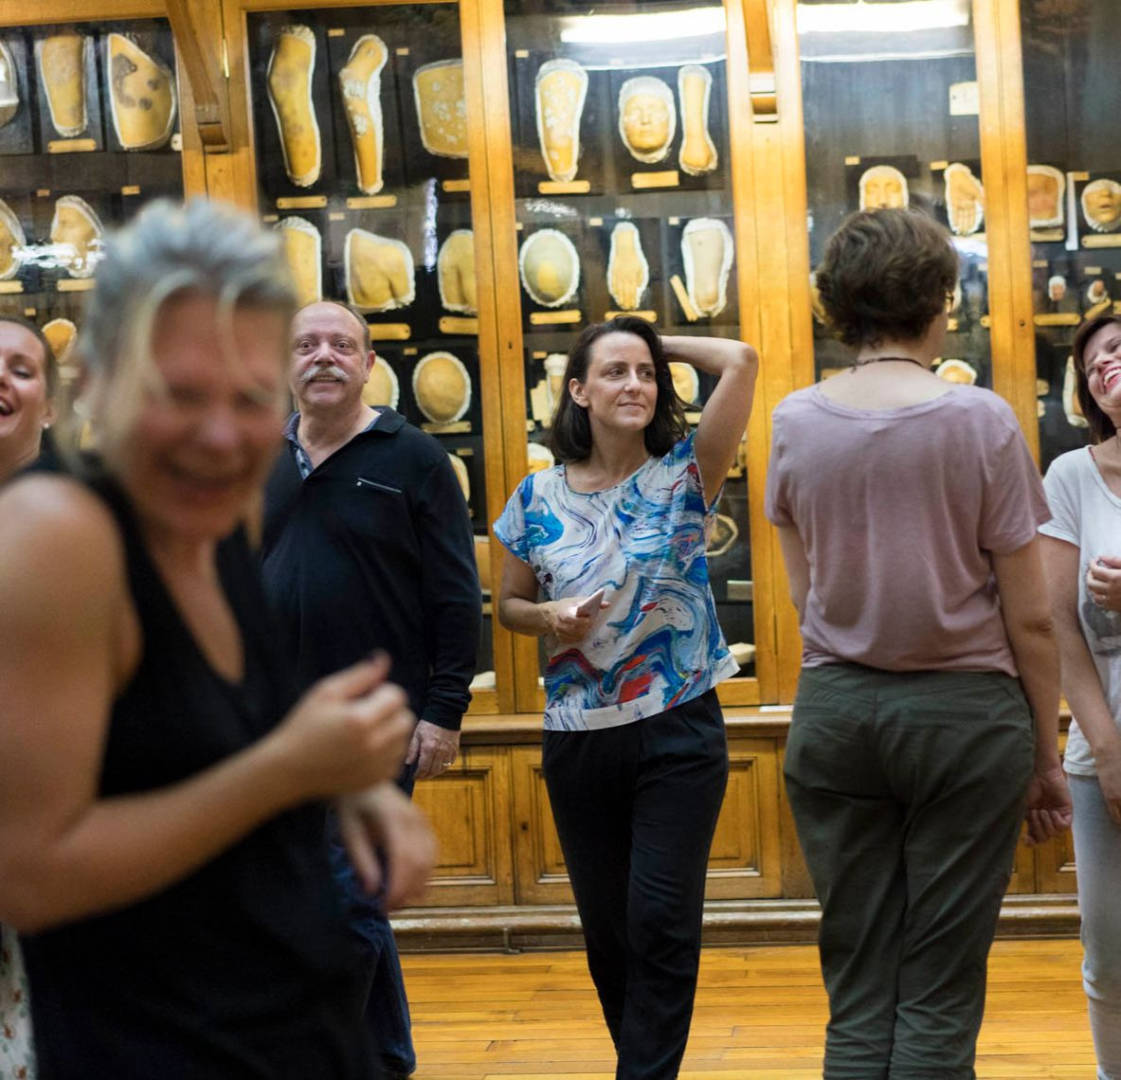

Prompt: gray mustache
xmin=298 ymin=363 xmax=350 ymax=386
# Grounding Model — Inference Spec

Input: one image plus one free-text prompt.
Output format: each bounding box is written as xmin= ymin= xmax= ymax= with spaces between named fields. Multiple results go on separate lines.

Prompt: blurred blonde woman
xmin=0 ymin=200 xmax=434 ymax=1078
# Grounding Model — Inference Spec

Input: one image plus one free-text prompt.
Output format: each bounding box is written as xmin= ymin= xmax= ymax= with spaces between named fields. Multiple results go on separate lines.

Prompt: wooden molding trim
xmin=391 ymin=895 xmax=1080 ymax=951
xmin=165 ymin=0 xmax=229 ymax=152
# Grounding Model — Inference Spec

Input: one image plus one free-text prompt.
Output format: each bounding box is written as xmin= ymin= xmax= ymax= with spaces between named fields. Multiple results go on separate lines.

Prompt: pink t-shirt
xmin=764 ymin=384 xmax=1050 ymax=675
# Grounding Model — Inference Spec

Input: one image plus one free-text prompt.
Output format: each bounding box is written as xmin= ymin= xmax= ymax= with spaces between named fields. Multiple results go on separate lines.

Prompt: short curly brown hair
xmin=815 ymin=209 xmax=958 ymax=349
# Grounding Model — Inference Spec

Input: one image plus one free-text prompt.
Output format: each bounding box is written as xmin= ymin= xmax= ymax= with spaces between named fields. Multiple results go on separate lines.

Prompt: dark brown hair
xmin=815 ymin=208 xmax=958 ymax=349
xmin=547 ymin=316 xmax=688 ymax=463
xmin=0 ymin=314 xmax=58 ymax=400
xmin=1072 ymin=314 xmax=1121 ymax=443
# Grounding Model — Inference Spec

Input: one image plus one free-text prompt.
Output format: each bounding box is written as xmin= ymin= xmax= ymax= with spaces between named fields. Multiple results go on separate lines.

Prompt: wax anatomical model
xmin=106 ymin=33 xmax=176 ymax=150
xmin=345 ymin=229 xmax=414 ymax=312
xmin=437 ymin=230 xmax=477 ymax=315
xmin=37 ymin=33 xmax=87 ymax=138
xmin=339 ymin=34 xmax=387 ymax=195
xmin=669 ymin=361 xmax=699 ymax=405
xmin=618 ymin=76 xmax=674 ymax=164
xmin=362 ymin=355 xmax=399 ymax=410
xmin=413 ymin=351 xmax=471 ymax=424
xmin=42 ymin=318 xmax=76 ymax=362
xmin=544 ymin=353 xmax=567 ymax=419
xmin=50 ymin=195 xmax=102 ymax=278
xmin=1082 ymin=178 xmax=1121 ymax=233
xmin=859 ymin=165 xmax=908 ymax=211
xmin=276 ymin=217 xmax=322 ymax=307
xmin=1063 ymin=355 xmax=1088 ymax=428
xmin=934 ymin=359 xmax=977 ymax=385
xmin=1086 ymin=279 xmax=1110 ymax=307
xmin=682 ymin=218 xmax=733 ymax=318
xmin=677 ymin=65 xmax=717 ymax=176
xmin=0 ymin=40 xmax=19 ymax=128
xmin=1027 ymin=165 xmax=1064 ymax=229
xmin=448 ymin=453 xmax=470 ymax=505
xmin=519 ymin=229 xmax=580 ymax=308
xmin=413 ymin=59 xmax=468 ymax=159
xmin=607 ymin=222 xmax=649 ymax=312
xmin=0 ymin=199 xmax=25 ymax=281
xmin=266 ymin=25 xmax=320 ymax=187
xmin=944 ymin=163 xmax=984 ymax=236
xmin=535 ymin=58 xmax=587 ymax=183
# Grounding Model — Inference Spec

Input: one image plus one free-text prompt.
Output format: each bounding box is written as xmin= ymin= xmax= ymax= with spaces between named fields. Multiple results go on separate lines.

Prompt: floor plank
xmin=402 ymin=939 xmax=1094 ymax=1079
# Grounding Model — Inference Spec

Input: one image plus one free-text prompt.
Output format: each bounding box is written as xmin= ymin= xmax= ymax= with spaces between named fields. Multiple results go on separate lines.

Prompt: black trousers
xmin=542 ymin=690 xmax=729 ymax=1080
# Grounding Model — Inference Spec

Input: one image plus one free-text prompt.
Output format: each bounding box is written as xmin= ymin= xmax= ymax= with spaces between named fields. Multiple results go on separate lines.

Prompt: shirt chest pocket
xmin=323 ymin=475 xmax=414 ymax=549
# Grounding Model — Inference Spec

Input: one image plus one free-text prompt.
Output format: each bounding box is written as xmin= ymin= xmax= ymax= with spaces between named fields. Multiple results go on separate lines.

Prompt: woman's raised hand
xmin=271 ymin=652 xmax=415 ymax=800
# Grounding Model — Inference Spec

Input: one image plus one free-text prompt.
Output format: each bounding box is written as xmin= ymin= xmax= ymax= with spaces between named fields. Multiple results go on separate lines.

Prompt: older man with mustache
xmin=260 ymin=300 xmax=481 ymax=1080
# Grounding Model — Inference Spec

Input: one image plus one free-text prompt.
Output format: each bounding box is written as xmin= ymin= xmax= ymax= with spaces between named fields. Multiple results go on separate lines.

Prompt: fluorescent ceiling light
xmin=798 ymin=0 xmax=969 ymax=34
xmin=559 ymin=7 xmax=725 ymax=45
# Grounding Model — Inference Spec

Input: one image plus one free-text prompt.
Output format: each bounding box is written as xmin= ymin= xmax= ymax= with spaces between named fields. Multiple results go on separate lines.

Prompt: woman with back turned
xmin=495 ymin=315 xmax=757 ymax=1078
xmin=765 ymin=208 xmax=1071 ymax=1077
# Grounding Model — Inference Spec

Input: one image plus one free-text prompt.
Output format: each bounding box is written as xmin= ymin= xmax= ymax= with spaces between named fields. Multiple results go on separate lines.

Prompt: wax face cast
xmin=50 ymin=195 xmax=102 ymax=278
xmin=618 ymin=76 xmax=674 ymax=164
xmin=106 ymin=33 xmax=176 ymax=150
xmin=339 ymin=34 xmax=388 ymax=195
xmin=859 ymin=165 xmax=908 ymax=211
xmin=267 ymin=25 xmax=320 ymax=188
xmin=536 ymin=58 xmax=587 ymax=183
xmin=1027 ymin=165 xmax=1064 ymax=229
xmin=1082 ymin=179 xmax=1121 ymax=232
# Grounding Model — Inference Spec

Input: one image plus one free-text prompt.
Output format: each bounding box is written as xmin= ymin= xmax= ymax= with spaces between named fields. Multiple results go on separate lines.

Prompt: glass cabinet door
xmin=224 ymin=0 xmax=509 ymax=712
xmin=797 ymin=0 xmax=991 ymax=390
xmin=1019 ymin=0 xmax=1119 ymax=471
xmin=0 ymin=9 xmax=186 ymax=393
xmin=491 ymin=0 xmax=763 ymax=710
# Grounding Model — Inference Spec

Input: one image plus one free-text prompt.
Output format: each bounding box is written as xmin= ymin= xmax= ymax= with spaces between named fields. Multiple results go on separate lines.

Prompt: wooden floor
xmin=402 ymin=939 xmax=1095 ymax=1079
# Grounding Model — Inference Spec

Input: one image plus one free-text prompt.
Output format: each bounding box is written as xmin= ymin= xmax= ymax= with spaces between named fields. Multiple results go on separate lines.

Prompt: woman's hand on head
xmin=272 ymin=653 xmax=414 ymax=801
xmin=1086 ymin=555 xmax=1121 ymax=612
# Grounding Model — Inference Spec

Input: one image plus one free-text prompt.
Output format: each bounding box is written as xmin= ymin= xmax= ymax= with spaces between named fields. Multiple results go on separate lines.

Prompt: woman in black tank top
xmin=0 ymin=200 xmax=434 ymax=1078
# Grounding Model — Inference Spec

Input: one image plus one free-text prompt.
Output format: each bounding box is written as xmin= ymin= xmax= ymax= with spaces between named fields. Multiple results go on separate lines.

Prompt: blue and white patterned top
xmin=494 ymin=433 xmax=738 ymax=731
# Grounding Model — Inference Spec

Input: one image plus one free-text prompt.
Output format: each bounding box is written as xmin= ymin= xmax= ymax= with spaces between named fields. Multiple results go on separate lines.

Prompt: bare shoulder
xmin=0 ymin=473 xmax=128 ymax=627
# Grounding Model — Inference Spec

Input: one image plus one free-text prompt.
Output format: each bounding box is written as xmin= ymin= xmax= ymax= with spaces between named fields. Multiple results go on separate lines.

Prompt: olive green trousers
xmin=784 ymin=664 xmax=1034 ymax=1080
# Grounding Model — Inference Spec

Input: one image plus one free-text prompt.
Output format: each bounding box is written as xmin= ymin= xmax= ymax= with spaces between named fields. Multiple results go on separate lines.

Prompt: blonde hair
xmin=64 ymin=199 xmax=296 ymax=458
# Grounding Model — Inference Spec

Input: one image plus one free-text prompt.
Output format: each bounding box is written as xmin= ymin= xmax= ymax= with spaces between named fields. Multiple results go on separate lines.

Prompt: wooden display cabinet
xmin=22 ymin=0 xmax=1077 ymax=945
xmin=0 ymin=0 xmax=211 ymax=375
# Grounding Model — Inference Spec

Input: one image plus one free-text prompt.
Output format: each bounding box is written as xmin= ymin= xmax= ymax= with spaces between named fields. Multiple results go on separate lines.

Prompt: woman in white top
xmin=1041 ymin=313 xmax=1121 ymax=1079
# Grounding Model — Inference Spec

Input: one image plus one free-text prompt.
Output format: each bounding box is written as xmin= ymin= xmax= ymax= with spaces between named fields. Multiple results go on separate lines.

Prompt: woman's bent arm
xmin=497 ymin=548 xmax=602 ymax=643
xmin=0 ymin=477 xmax=411 ymax=932
xmin=661 ymin=335 xmax=758 ymax=506
xmin=1041 ymin=535 xmax=1121 ymax=824
xmin=992 ymin=536 xmax=1071 ymax=842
